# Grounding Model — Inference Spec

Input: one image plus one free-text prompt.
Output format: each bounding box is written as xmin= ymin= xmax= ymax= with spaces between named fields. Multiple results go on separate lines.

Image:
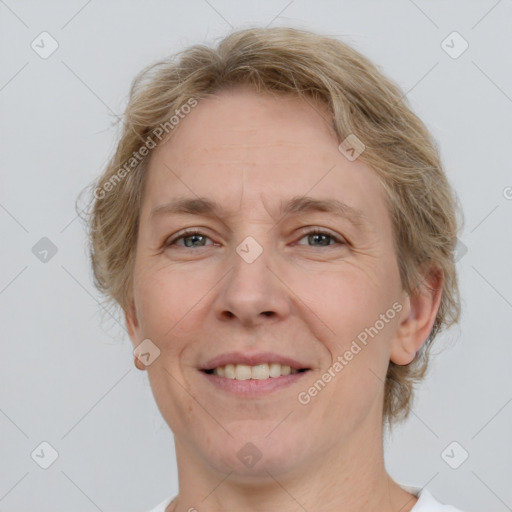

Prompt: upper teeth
xmin=212 ymin=363 xmax=300 ymax=380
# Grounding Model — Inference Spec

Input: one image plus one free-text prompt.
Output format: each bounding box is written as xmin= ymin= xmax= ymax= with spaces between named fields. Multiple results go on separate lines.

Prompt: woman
xmin=86 ymin=27 xmax=466 ymax=512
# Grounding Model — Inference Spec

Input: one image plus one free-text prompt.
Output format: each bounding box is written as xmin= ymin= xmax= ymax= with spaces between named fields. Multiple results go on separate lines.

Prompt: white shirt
xmin=145 ymin=484 xmax=467 ymax=511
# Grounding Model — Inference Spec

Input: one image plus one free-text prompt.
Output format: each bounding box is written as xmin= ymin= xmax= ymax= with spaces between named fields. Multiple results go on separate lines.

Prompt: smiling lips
xmin=200 ymin=351 xmax=311 ymax=384
xmin=207 ymin=362 xmax=304 ymax=380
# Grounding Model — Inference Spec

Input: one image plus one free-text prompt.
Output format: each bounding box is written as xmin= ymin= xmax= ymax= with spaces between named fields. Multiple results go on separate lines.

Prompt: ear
xmin=391 ymin=266 xmax=443 ymax=365
xmin=124 ymin=300 xmax=140 ymax=346
xmin=125 ymin=300 xmax=147 ymax=371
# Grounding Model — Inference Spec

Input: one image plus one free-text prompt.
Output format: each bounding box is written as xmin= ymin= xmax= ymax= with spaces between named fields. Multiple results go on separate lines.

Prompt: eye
xmin=165 ymin=229 xmax=214 ymax=249
xmin=164 ymin=227 xmax=346 ymax=250
xmin=296 ymin=228 xmax=345 ymax=247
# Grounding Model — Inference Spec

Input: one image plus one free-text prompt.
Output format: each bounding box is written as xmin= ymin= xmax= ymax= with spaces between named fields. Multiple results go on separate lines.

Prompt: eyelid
xmin=296 ymin=226 xmax=345 ymax=241
xmin=295 ymin=227 xmax=347 ymax=247
xmin=165 ymin=226 xmax=347 ymax=248
xmin=165 ymin=227 xmax=215 ymax=247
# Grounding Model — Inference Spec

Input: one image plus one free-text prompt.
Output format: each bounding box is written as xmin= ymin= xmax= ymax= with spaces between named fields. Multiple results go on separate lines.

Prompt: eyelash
xmin=165 ymin=227 xmax=346 ymax=250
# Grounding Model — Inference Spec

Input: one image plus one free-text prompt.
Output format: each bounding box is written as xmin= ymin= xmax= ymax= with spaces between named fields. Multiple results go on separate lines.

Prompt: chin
xmin=199 ymin=424 xmax=308 ymax=478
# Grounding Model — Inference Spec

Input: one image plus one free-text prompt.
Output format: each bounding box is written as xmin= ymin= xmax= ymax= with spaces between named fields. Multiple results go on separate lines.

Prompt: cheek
xmin=302 ymin=270 xmax=396 ymax=427
xmin=133 ymin=267 xmax=182 ymax=338
xmin=132 ymin=247 xmax=400 ymax=360
xmin=293 ymin=262 xmax=400 ymax=406
xmin=295 ymin=265 xmax=391 ymax=341
xmin=133 ymin=264 xmax=216 ymax=346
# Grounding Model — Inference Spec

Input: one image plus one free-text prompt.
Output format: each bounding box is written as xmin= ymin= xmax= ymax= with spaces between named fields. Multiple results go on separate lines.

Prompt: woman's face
xmin=126 ymin=87 xmax=412 ymax=477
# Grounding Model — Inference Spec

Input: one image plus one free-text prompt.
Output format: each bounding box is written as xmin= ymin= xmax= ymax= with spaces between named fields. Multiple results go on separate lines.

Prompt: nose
xmin=213 ymin=236 xmax=291 ymax=328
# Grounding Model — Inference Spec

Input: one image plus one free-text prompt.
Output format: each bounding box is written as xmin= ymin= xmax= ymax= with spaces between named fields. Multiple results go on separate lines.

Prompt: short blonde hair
xmin=83 ymin=26 xmax=462 ymax=427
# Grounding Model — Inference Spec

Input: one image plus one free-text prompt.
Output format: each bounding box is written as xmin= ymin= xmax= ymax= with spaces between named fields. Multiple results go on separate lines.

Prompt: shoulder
xmin=144 ymin=495 xmax=176 ymax=512
xmin=408 ymin=487 xmax=467 ymax=512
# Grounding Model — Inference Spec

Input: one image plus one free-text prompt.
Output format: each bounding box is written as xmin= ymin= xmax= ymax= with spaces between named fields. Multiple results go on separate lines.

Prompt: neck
xmin=168 ymin=415 xmax=418 ymax=512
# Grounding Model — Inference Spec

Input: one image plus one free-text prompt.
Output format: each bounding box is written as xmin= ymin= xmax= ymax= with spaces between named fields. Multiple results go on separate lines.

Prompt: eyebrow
xmin=149 ymin=195 xmax=367 ymax=229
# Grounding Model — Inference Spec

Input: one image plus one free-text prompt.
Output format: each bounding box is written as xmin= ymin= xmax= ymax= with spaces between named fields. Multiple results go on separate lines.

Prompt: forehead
xmin=167 ymin=87 xmax=336 ymax=147
xmin=142 ymin=87 xmax=389 ymax=228
xmin=155 ymin=88 xmax=338 ymax=169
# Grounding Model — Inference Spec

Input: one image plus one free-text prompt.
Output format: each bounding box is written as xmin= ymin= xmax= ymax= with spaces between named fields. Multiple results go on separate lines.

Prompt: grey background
xmin=1 ymin=1 xmax=511 ymax=511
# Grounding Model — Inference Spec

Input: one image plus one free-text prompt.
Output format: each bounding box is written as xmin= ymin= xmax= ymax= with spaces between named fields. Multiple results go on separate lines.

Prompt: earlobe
xmin=390 ymin=267 xmax=443 ymax=366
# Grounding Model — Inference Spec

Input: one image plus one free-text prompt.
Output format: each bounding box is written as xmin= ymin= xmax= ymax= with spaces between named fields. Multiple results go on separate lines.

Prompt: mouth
xmin=198 ymin=353 xmax=312 ymax=397
xmin=202 ymin=363 xmax=310 ymax=380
